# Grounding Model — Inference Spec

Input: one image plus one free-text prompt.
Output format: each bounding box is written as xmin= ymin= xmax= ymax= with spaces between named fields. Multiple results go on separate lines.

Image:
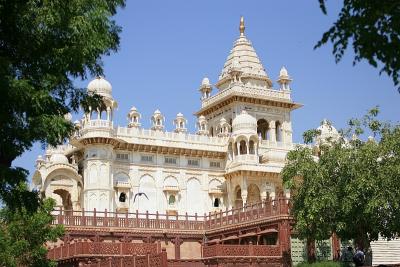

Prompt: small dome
xmin=177 ymin=112 xmax=184 ymax=117
xmin=130 ymin=106 xmax=138 ymax=112
xmin=202 ymin=77 xmax=210 ymax=86
xmin=279 ymin=66 xmax=288 ymax=77
xmin=232 ymin=110 xmax=257 ymax=134
xmin=154 ymin=109 xmax=161 ymax=115
xmin=87 ymin=76 xmax=112 ymax=98
xmin=316 ymin=119 xmax=339 ymax=144
xmin=64 ymin=113 xmax=72 ymax=121
xmin=220 ymin=117 xmax=227 ymax=124
xmin=50 ymin=152 xmax=69 ymax=164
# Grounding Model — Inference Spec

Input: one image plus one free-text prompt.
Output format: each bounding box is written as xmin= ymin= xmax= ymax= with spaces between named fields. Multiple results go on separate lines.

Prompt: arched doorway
xmin=276 ymin=121 xmax=282 ymax=142
xmin=235 ymin=186 xmax=243 ymax=208
xmin=257 ymin=119 xmax=269 ymax=140
xmin=53 ymin=189 xmax=73 ymax=210
xmin=247 ymin=184 xmax=261 ymax=204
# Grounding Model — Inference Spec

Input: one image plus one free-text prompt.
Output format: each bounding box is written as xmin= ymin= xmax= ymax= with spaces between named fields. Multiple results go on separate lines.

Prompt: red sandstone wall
xmin=180 ymin=241 xmax=202 ymax=259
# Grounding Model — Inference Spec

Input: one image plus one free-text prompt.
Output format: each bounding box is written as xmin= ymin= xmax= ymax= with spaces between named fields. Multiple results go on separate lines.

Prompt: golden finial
xmin=239 ymin=16 xmax=245 ymax=36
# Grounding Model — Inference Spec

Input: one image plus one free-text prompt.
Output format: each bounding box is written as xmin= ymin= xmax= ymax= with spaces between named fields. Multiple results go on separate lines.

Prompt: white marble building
xmin=32 ymin=17 xmax=302 ymax=216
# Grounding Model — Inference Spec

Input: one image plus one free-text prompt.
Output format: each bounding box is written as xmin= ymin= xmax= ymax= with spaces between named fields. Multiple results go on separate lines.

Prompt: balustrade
xmin=202 ymin=243 xmax=281 ymax=258
xmin=52 ymin=198 xmax=290 ymax=231
xmin=47 ymin=241 xmax=158 ymax=260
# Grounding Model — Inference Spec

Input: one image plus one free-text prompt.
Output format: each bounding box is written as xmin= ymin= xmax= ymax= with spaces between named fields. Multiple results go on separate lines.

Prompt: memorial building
xmin=32 ymin=17 xmax=397 ymax=267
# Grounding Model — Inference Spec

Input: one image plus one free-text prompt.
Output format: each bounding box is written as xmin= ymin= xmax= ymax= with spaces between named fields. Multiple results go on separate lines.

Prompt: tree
xmin=0 ymin=0 xmax=125 ymax=209
xmin=282 ymin=108 xmax=400 ymax=264
xmin=316 ymin=0 xmax=400 ymax=92
xmin=0 ymin=194 xmax=64 ymax=267
xmin=0 ymin=1 xmax=125 ymax=265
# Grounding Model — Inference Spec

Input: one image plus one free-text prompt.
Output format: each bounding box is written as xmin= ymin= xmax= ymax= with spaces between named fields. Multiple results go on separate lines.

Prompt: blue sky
xmin=14 ymin=0 xmax=399 ymax=180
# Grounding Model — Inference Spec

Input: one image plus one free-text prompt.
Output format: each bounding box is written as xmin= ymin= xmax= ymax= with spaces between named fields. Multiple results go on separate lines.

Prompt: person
xmin=340 ymin=246 xmax=354 ymax=267
xmin=353 ymin=247 xmax=365 ymax=266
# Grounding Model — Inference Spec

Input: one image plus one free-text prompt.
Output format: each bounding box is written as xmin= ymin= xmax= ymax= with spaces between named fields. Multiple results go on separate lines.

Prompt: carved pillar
xmin=106 ymin=107 xmax=111 ymax=121
xmin=269 ymin=121 xmax=276 ymax=143
xmin=279 ymin=219 xmax=292 ymax=267
xmin=241 ymin=177 xmax=248 ymax=206
xmin=172 ymin=236 xmax=183 ymax=260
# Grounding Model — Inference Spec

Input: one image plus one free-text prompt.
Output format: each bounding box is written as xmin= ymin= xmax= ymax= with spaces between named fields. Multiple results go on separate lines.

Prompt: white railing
xmin=233 ymin=154 xmax=259 ymax=163
xmin=115 ymin=127 xmax=228 ymax=146
xmin=201 ymin=84 xmax=291 ymax=108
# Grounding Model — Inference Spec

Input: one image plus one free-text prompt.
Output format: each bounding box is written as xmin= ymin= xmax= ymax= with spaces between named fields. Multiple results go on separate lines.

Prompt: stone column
xmin=279 ymin=219 xmax=292 ymax=267
xmin=106 ymin=107 xmax=111 ymax=121
xmin=269 ymin=121 xmax=276 ymax=143
xmin=173 ymin=237 xmax=183 ymax=260
xmin=241 ymin=177 xmax=248 ymax=206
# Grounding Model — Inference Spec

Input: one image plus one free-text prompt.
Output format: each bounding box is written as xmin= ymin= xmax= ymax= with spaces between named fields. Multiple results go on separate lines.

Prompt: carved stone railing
xmin=81 ymin=251 xmax=168 ymax=267
xmin=201 ymin=84 xmax=291 ymax=109
xmin=202 ymin=243 xmax=281 ymax=258
xmin=52 ymin=198 xmax=290 ymax=231
xmin=47 ymin=241 xmax=158 ymax=260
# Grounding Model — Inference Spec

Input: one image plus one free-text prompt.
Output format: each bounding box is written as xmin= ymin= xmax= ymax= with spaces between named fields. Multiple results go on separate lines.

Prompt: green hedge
xmin=297 ymin=261 xmax=343 ymax=267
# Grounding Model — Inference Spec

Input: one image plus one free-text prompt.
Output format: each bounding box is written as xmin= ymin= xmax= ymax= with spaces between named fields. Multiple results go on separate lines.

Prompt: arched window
xmin=239 ymin=140 xmax=247 ymax=155
xmin=257 ymin=119 xmax=269 ymax=140
xmin=168 ymin=195 xmax=176 ymax=205
xmin=119 ymin=192 xmax=126 ymax=203
xmin=157 ymin=118 xmax=161 ymax=125
xmin=249 ymin=140 xmax=255 ymax=154
xmin=210 ymin=127 xmax=214 ymax=137
xmin=213 ymin=198 xmax=220 ymax=207
xmin=276 ymin=121 xmax=282 ymax=142
xmin=235 ymin=187 xmax=243 ymax=208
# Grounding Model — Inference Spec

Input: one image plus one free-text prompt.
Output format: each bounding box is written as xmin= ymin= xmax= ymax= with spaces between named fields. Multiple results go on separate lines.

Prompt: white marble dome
xmin=232 ymin=110 xmax=257 ymax=135
xmin=316 ymin=119 xmax=340 ymax=144
xmin=279 ymin=66 xmax=288 ymax=77
xmin=50 ymin=152 xmax=69 ymax=164
xmin=201 ymin=77 xmax=210 ymax=86
xmin=87 ymin=76 xmax=112 ymax=98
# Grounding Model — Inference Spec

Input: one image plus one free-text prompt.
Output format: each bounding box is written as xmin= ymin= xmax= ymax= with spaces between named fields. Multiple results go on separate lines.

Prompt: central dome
xmin=232 ymin=110 xmax=257 ymax=134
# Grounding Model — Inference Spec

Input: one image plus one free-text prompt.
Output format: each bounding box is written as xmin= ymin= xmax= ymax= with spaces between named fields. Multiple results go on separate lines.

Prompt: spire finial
xmin=239 ymin=16 xmax=245 ymax=36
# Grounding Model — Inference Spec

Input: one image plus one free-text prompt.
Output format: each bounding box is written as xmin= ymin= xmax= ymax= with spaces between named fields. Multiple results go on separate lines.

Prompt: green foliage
xmin=316 ymin=0 xmax=400 ymax=92
xmin=283 ymin=107 xmax=400 ymax=253
xmin=0 ymin=0 xmax=125 ymax=208
xmin=297 ymin=261 xmax=341 ymax=267
xmin=0 ymin=196 xmax=64 ymax=267
xmin=0 ymin=1 xmax=125 ymax=265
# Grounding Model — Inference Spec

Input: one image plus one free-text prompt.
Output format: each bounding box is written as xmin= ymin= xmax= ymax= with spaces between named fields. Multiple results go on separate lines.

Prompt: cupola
xmin=277 ymin=66 xmax=292 ymax=90
xmin=196 ymin=115 xmax=208 ymax=135
xmin=151 ymin=109 xmax=165 ymax=131
xmin=127 ymin=106 xmax=141 ymax=128
xmin=316 ymin=119 xmax=340 ymax=145
xmin=87 ymin=76 xmax=113 ymax=99
xmin=174 ymin=112 xmax=187 ymax=133
xmin=199 ymin=77 xmax=212 ymax=100
xmin=217 ymin=117 xmax=231 ymax=137
xmin=232 ymin=110 xmax=257 ymax=135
